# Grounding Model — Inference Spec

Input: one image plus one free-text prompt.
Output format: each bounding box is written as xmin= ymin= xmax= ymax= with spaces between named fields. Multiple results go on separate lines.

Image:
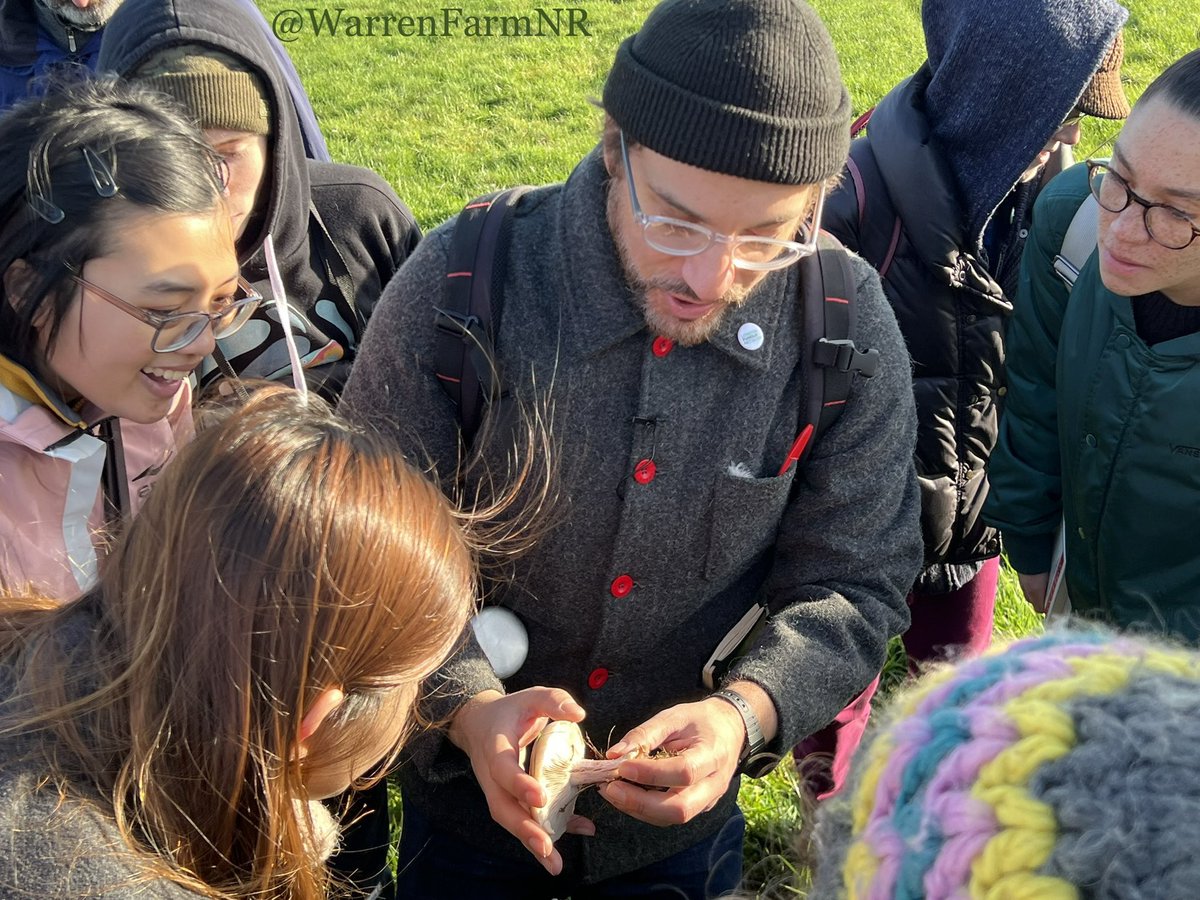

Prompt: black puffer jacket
xmin=824 ymin=71 xmax=1009 ymax=591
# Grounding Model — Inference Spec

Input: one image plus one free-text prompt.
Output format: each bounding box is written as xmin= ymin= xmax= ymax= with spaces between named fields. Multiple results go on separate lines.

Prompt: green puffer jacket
xmin=985 ymin=163 xmax=1200 ymax=639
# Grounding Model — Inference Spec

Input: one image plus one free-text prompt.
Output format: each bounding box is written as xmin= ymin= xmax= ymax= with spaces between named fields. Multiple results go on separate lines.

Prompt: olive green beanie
xmin=135 ymin=45 xmax=270 ymax=135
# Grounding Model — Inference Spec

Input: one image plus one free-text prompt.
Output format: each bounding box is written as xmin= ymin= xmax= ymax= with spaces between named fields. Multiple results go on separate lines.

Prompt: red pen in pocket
xmin=777 ymin=424 xmax=814 ymax=477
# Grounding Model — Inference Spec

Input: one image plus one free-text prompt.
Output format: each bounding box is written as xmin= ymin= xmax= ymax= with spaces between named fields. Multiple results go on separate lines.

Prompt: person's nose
xmin=182 ymin=317 xmax=219 ymax=359
xmin=1109 ymin=201 xmax=1151 ymax=244
xmin=1053 ymin=121 xmax=1083 ymax=148
xmin=680 ymin=241 xmax=737 ymax=303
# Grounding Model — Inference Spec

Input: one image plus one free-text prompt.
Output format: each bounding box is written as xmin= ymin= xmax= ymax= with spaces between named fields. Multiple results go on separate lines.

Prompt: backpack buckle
xmin=814 ymin=338 xmax=880 ymax=378
xmin=434 ymin=307 xmax=485 ymax=343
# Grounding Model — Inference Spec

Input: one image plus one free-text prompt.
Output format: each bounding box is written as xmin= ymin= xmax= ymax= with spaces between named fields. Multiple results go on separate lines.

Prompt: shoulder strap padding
xmin=1053 ymin=192 xmax=1100 ymax=290
xmin=434 ymin=187 xmax=531 ymax=447
xmin=798 ymin=234 xmax=880 ymax=464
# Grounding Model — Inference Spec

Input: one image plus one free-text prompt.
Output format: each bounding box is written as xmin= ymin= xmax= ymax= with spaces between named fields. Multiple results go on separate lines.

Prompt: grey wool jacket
xmin=340 ymin=148 xmax=923 ymax=882
xmin=0 ymin=633 xmax=199 ymax=900
xmin=0 ymin=754 xmax=201 ymax=899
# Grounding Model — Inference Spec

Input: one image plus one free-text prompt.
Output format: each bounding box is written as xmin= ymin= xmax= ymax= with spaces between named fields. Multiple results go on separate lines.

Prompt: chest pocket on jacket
xmin=704 ymin=468 xmax=793 ymax=585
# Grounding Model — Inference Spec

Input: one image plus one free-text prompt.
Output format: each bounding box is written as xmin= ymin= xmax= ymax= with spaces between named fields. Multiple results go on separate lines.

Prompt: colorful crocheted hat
xmin=813 ymin=629 xmax=1200 ymax=898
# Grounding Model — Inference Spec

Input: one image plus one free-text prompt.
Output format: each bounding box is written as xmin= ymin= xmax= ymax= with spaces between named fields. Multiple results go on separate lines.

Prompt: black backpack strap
xmin=96 ymin=418 xmax=130 ymax=531
xmin=434 ymin=187 xmax=531 ymax=447
xmin=797 ymin=234 xmax=879 ymax=464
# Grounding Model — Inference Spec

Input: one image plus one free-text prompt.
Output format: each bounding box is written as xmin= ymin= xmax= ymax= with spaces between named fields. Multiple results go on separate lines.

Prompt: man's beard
xmin=606 ymin=182 xmax=749 ymax=347
xmin=37 ymin=0 xmax=125 ymax=28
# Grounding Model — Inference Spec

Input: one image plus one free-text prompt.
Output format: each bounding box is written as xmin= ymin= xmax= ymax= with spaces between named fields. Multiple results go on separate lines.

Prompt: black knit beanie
xmin=602 ymin=0 xmax=851 ymax=185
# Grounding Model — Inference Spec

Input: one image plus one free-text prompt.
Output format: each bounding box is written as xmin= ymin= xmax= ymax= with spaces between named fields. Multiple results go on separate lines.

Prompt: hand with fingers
xmin=448 ymin=687 xmax=592 ymax=875
xmin=596 ymin=696 xmax=748 ymax=827
xmin=1018 ymin=571 xmax=1050 ymax=613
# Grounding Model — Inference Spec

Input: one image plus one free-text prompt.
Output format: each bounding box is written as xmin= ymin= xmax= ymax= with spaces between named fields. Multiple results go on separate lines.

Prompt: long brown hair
xmin=0 ymin=387 xmax=478 ymax=898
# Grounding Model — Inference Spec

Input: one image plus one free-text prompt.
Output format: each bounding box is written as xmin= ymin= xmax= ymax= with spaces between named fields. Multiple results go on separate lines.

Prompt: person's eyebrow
xmin=1111 ymin=145 xmax=1200 ymax=204
xmin=143 ymin=274 xmax=240 ymax=296
xmin=646 ymin=179 xmax=798 ymax=231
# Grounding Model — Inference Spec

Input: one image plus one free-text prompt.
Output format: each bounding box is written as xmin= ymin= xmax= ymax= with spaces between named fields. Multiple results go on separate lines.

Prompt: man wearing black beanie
xmin=341 ymin=0 xmax=923 ymax=895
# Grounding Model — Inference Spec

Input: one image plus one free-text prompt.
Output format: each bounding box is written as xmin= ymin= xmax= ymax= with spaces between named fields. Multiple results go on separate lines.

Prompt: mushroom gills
xmin=522 ymin=720 xmax=632 ymax=841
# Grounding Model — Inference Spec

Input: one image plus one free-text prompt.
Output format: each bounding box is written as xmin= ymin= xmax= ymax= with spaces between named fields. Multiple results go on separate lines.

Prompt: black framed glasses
xmin=619 ymin=131 xmax=823 ymax=272
xmin=71 ymin=272 xmax=262 ymax=353
xmin=1087 ymin=160 xmax=1200 ymax=251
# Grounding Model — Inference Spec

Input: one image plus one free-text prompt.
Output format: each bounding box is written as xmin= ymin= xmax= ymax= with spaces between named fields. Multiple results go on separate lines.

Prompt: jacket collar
xmin=556 ymin=148 xmax=792 ymax=373
xmin=0 ymin=355 xmax=89 ymax=430
xmin=31 ymin=1 xmax=101 ymax=53
xmin=867 ymin=74 xmax=1006 ymax=305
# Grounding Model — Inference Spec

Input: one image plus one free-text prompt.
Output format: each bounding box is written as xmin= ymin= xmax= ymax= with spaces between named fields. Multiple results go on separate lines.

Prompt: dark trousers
xmin=793 ymin=557 xmax=1000 ymax=799
xmin=394 ymin=796 xmax=745 ymax=899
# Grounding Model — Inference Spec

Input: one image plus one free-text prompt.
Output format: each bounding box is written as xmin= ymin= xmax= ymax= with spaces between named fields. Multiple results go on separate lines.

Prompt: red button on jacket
xmin=610 ymin=574 xmax=634 ymax=598
xmin=588 ymin=667 xmax=609 ymax=690
xmin=633 ymin=458 xmax=657 ymax=484
xmin=652 ymin=336 xmax=674 ymax=357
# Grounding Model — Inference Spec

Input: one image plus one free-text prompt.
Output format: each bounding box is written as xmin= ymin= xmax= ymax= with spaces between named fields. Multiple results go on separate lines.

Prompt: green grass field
xmin=253 ymin=0 xmax=1197 ymax=892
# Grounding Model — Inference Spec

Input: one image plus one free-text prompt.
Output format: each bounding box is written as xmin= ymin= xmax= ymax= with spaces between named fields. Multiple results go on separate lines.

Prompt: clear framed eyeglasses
xmin=619 ymin=130 xmax=824 ymax=272
xmin=70 ymin=270 xmax=262 ymax=353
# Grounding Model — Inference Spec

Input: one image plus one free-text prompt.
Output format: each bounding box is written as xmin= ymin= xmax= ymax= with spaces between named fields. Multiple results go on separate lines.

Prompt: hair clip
xmin=26 ymin=135 xmax=64 ymax=224
xmin=27 ymin=193 xmax=65 ymax=224
xmin=82 ymin=146 xmax=117 ymax=198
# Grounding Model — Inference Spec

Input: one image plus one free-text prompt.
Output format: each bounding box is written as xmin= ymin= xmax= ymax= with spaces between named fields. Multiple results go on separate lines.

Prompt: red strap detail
xmin=879 ymin=216 xmax=902 ymax=280
xmin=463 ymin=201 xmax=490 ymax=210
xmin=850 ymin=107 xmax=874 ymax=138
xmin=446 ymin=271 xmax=472 ymax=278
xmin=825 ymin=296 xmax=850 ymax=305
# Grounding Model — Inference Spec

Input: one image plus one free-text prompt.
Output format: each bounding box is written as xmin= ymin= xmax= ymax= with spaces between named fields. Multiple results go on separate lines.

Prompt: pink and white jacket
xmin=0 ymin=355 xmax=193 ymax=600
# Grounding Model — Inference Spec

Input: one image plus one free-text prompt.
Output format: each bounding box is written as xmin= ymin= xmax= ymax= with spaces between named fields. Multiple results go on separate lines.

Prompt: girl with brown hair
xmin=0 ymin=387 xmax=479 ymax=898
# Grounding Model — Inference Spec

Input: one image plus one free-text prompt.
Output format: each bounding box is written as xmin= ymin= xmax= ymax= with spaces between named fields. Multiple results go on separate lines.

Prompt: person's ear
xmin=296 ymin=686 xmax=345 ymax=760
xmin=601 ymin=115 xmax=621 ymax=178
xmin=3 ymin=259 xmax=57 ymax=332
xmin=3 ymin=259 xmax=33 ymax=313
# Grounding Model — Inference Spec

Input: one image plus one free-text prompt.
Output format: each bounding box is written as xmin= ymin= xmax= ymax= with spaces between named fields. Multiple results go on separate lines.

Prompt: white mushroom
xmin=522 ymin=720 xmax=635 ymax=841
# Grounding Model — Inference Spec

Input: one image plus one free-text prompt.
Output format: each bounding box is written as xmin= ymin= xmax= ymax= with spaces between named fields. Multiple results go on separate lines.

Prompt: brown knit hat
xmin=134 ymin=46 xmax=270 ymax=135
xmin=1076 ymin=31 xmax=1131 ymax=120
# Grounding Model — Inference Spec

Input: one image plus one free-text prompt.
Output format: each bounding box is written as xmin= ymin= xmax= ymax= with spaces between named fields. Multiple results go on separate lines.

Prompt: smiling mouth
xmin=141 ymin=367 xmax=191 ymax=384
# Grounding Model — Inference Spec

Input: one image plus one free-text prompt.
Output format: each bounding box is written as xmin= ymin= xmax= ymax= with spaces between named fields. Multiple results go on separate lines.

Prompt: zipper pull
xmin=67 ymin=28 xmax=76 ymax=53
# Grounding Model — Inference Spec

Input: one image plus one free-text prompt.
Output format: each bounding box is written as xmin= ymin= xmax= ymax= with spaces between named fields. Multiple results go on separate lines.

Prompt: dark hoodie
xmin=823 ymin=0 xmax=1127 ymax=590
xmin=99 ymin=0 xmax=420 ymax=399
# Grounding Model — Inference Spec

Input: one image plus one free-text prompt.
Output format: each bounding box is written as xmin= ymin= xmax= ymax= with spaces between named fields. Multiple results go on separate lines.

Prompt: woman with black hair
xmin=0 ymin=77 xmax=252 ymax=597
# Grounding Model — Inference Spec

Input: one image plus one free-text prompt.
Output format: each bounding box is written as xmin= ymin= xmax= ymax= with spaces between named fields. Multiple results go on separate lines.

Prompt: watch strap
xmin=711 ymin=687 xmax=766 ymax=772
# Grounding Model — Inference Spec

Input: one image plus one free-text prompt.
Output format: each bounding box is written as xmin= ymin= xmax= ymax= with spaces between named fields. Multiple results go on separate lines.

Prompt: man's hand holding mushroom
xmin=598 ymin=681 xmax=779 ymax=827
xmin=448 ymin=687 xmax=590 ymax=876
